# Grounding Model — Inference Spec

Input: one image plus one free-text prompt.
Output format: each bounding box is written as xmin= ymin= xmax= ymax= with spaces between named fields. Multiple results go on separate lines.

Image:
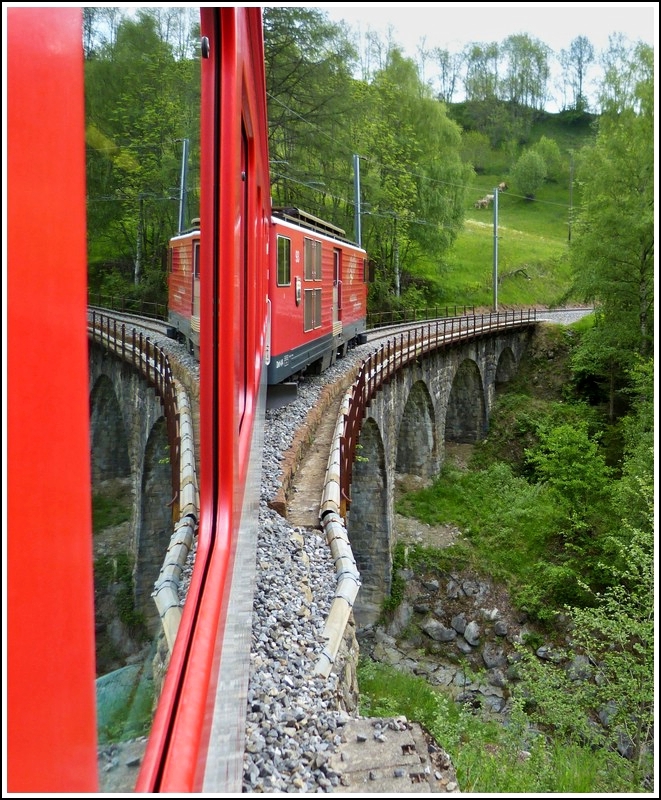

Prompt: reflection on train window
xmin=277 ymin=235 xmax=291 ymax=286
xmin=304 ymin=238 xmax=321 ymax=281
xmin=303 ymin=288 xmax=322 ymax=331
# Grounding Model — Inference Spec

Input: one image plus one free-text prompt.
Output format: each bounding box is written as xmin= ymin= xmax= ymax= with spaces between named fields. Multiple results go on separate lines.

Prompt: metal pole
xmin=492 ymin=187 xmax=499 ymax=312
xmin=393 ymin=216 xmax=400 ymax=297
xmin=568 ymin=151 xmax=573 ymax=242
xmin=353 ymin=154 xmax=361 ymax=247
xmin=135 ymin=193 xmax=143 ymax=286
xmin=178 ymin=138 xmax=189 ymax=234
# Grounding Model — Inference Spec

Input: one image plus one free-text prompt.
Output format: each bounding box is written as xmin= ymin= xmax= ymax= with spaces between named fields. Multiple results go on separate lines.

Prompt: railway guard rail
xmin=315 ymin=308 xmax=537 ymax=676
xmin=366 ymin=304 xmax=475 ymax=329
xmin=87 ymin=293 xmax=168 ymax=320
xmin=88 ymin=310 xmax=199 ymax=651
xmin=87 ymin=295 xmax=473 ymax=329
xmin=340 ymin=309 xmax=537 ymax=515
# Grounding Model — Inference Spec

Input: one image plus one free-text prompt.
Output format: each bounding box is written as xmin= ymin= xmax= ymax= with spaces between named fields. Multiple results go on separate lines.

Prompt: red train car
xmin=167 ymin=220 xmax=201 ymax=357
xmin=267 ymin=206 xmax=369 ymax=385
xmin=168 ymin=207 xmax=369 ymax=398
xmin=7 ymin=6 xmax=271 ymax=793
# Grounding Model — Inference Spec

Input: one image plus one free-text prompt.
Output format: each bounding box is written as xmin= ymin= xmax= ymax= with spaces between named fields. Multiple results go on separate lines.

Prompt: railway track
xmin=365 ymin=306 xmax=592 ymax=343
xmin=89 ymin=304 xmax=592 ymax=792
xmin=87 ymin=306 xmax=173 ymax=339
xmin=88 ymin=306 xmax=592 ymax=372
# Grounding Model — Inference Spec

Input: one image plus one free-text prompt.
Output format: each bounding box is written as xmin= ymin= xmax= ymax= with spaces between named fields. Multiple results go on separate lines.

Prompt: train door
xmin=238 ymin=123 xmax=248 ymax=426
xmin=192 ymin=237 xmax=201 ymax=333
xmin=333 ymin=247 xmax=342 ymax=329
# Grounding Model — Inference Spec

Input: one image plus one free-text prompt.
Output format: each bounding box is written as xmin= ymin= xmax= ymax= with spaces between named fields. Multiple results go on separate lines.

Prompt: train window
xmin=304 ymin=238 xmax=321 ymax=281
xmin=193 ymin=240 xmax=200 ymax=278
xmin=168 ymin=247 xmax=174 ymax=273
xmin=303 ymin=288 xmax=322 ymax=331
xmin=363 ymin=257 xmax=368 ymax=283
xmin=277 ymin=235 xmax=291 ymax=286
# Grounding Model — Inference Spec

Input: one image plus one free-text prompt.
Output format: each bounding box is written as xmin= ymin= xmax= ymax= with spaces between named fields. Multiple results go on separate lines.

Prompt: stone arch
xmin=347 ymin=417 xmax=390 ymax=631
xmin=495 ymin=346 xmax=518 ymax=387
xmin=445 ymin=358 xmax=486 ymax=443
xmin=136 ymin=417 xmax=174 ymax=635
xmin=396 ymin=380 xmax=437 ymax=479
xmin=90 ymin=374 xmax=130 ymax=484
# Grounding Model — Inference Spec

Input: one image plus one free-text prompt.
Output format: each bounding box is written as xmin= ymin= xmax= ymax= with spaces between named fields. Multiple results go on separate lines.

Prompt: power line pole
xmin=177 ymin=138 xmax=189 ymax=234
xmin=353 ymin=154 xmax=362 ymax=247
xmin=135 ymin=193 xmax=144 ymax=286
xmin=394 ymin=216 xmax=399 ymax=297
xmin=492 ymin=187 xmax=499 ymax=312
xmin=568 ymin=150 xmax=574 ymax=242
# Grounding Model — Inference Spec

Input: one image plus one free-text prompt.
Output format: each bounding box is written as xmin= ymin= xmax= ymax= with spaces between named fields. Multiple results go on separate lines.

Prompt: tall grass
xmin=357 ymin=659 xmax=640 ymax=793
xmin=395 ymin=462 xmax=563 ymax=605
xmin=92 ymin=492 xmax=132 ymax=532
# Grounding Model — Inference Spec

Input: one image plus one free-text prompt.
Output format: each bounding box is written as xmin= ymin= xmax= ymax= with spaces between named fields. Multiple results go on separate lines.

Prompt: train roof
xmin=272 ymin=206 xmax=360 ymax=247
xmin=170 ymin=222 xmax=200 ymax=241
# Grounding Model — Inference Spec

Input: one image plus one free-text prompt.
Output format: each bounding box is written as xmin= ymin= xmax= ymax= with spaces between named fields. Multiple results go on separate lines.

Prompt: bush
xmin=512 ymin=150 xmax=547 ymax=198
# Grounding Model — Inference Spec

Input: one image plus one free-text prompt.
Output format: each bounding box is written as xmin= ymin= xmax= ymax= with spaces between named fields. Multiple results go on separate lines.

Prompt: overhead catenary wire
xmin=266 ymin=90 xmax=572 ymax=216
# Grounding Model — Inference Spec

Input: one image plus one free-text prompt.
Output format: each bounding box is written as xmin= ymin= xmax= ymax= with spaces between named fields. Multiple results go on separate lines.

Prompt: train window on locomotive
xmin=303 ymin=237 xmax=322 ymax=281
xmin=277 ymin=235 xmax=291 ymax=286
xmin=193 ymin=240 xmax=200 ymax=279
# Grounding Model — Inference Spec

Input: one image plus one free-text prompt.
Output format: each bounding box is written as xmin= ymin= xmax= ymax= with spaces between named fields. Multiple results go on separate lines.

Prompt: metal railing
xmin=339 ymin=309 xmax=537 ymax=512
xmin=366 ymin=304 xmax=475 ymax=329
xmin=87 ymin=293 xmax=168 ymax=321
xmin=88 ymin=310 xmax=180 ymax=506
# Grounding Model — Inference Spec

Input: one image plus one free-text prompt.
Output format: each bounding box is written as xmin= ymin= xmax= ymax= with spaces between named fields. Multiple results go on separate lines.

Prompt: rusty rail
xmin=88 ymin=310 xmax=181 ymax=508
xmin=339 ymin=309 xmax=537 ymax=513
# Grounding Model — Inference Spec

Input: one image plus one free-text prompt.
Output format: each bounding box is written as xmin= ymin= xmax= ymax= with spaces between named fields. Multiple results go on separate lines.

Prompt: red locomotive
xmin=167 ymin=220 xmax=201 ymax=357
xmin=267 ymin=207 xmax=369 ymax=384
xmin=7 ymin=6 xmax=271 ymax=793
xmin=168 ymin=207 xmax=369 ymax=398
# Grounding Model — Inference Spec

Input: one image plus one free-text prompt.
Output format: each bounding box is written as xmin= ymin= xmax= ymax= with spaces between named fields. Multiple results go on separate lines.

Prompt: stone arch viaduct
xmin=344 ymin=326 xmax=532 ymax=630
xmin=89 ymin=344 xmax=175 ymax=638
xmin=87 ymin=314 xmax=199 ymax=681
xmin=87 ymin=312 xmax=535 ymax=671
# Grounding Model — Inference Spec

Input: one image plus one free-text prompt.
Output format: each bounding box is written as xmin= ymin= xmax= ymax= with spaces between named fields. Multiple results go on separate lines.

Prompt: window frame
xmin=276 ymin=234 xmax=291 ymax=286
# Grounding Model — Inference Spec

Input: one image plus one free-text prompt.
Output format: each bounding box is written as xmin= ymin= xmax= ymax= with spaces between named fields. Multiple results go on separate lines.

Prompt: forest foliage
xmin=84 ymin=8 xmax=651 ymax=318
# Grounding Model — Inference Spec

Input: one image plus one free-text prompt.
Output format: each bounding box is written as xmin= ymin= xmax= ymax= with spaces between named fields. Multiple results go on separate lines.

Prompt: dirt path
xmin=286 ymin=387 xmax=347 ymax=528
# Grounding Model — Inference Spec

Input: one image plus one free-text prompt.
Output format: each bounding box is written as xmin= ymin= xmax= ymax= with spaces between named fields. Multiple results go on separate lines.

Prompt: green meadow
xmin=440 ymin=175 xmax=578 ymax=309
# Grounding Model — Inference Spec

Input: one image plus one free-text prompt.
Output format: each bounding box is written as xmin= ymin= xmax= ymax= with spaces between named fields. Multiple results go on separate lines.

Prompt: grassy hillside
xmin=432 ymin=111 xmax=597 ymax=309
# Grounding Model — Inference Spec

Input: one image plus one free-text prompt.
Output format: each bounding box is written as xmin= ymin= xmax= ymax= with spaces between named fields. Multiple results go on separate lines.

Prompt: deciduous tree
xmin=569 ymin=41 xmax=654 ymax=415
xmin=559 ymin=35 xmax=595 ymax=112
